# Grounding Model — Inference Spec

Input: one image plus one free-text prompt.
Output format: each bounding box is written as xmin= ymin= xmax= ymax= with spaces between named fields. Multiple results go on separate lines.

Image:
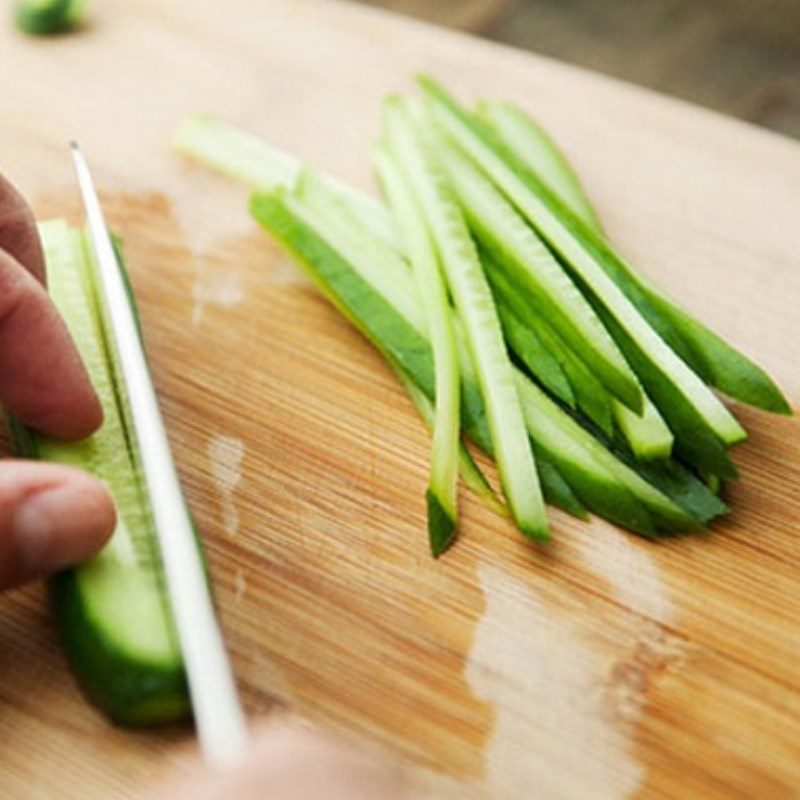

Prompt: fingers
xmin=0 ymin=461 xmax=115 ymax=589
xmin=150 ymin=719 xmax=407 ymax=800
xmin=0 ymin=247 xmax=102 ymax=439
xmin=0 ymin=174 xmax=46 ymax=285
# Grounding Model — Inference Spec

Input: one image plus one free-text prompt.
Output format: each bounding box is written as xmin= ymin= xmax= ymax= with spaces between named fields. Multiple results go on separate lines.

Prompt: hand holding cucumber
xmin=0 ymin=174 xmax=114 ymax=588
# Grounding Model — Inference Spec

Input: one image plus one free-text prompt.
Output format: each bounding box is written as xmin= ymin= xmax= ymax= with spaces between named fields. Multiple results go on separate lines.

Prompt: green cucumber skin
xmin=8 ymin=415 xmax=190 ymax=727
xmin=49 ymin=572 xmax=189 ymax=726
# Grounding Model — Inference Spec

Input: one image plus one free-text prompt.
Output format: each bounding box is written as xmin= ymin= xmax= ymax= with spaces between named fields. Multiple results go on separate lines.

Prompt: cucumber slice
xmin=436 ymin=141 xmax=641 ymax=412
xmin=477 ymin=100 xmax=603 ymax=234
xmin=419 ymin=76 xmax=746 ymax=448
xmin=376 ymin=148 xmax=460 ymax=556
xmin=251 ymin=190 xmax=721 ymax=533
xmin=9 ymin=220 xmax=188 ymax=725
xmin=384 ymin=96 xmax=548 ymax=540
xmin=15 ymin=0 xmax=84 ymax=35
xmin=175 ymin=116 xmax=399 ymax=250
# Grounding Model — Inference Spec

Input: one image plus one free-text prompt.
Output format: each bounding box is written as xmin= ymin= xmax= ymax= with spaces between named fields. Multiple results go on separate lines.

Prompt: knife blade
xmin=70 ymin=142 xmax=247 ymax=766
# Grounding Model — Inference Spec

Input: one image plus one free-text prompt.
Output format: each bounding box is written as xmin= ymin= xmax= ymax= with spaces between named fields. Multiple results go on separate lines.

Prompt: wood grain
xmin=0 ymin=1 xmax=799 ymax=798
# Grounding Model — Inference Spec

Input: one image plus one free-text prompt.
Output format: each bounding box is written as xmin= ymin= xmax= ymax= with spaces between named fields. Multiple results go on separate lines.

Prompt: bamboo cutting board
xmin=0 ymin=1 xmax=799 ymax=798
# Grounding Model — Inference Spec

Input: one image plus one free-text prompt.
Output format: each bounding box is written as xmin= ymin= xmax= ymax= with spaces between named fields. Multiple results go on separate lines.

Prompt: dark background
xmin=356 ymin=0 xmax=800 ymax=139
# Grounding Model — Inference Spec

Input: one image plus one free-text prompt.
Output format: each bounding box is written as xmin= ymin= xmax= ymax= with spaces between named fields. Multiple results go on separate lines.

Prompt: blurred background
xmin=356 ymin=0 xmax=800 ymax=139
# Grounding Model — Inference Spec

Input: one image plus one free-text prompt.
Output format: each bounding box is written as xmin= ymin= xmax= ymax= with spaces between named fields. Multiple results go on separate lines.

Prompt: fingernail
xmin=14 ymin=484 xmax=115 ymax=574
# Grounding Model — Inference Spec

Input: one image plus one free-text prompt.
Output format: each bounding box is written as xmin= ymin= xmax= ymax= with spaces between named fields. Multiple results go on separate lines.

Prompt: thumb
xmin=0 ymin=461 xmax=115 ymax=589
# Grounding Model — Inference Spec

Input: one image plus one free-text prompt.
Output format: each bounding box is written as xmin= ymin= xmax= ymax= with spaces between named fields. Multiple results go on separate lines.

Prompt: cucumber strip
xmin=376 ymin=148 xmax=460 ymax=556
xmin=599 ymin=307 xmax=737 ymax=479
xmin=496 ymin=302 xmax=575 ymax=407
xmin=476 ymin=100 xmax=603 ymax=233
xmin=639 ymin=291 xmax=791 ymax=414
xmin=515 ymin=373 xmax=706 ymax=533
xmin=383 ymin=96 xmax=548 ymax=540
xmin=15 ymin=0 xmax=84 ymax=35
xmin=612 ymin=396 xmax=674 ymax=462
xmin=436 ymin=140 xmax=641 ymax=412
xmin=453 ymin=313 xmax=586 ymax=518
xmin=292 ymin=169 xmax=425 ymax=332
xmin=483 ymin=101 xmax=790 ymax=416
xmin=419 ymin=76 xmax=746 ymax=447
xmin=175 ymin=115 xmax=399 ymax=250
xmin=10 ymin=220 xmax=188 ymax=726
xmin=393 ymin=366 xmax=507 ymax=519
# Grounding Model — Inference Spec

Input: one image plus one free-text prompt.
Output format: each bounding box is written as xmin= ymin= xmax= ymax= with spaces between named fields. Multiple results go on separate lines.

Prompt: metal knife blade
xmin=70 ymin=142 xmax=247 ymax=765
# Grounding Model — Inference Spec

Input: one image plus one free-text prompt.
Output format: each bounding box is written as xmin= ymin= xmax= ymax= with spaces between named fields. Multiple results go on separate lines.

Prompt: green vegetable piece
xmin=9 ymin=220 xmax=189 ymax=725
xmin=376 ymin=146 xmax=460 ymax=556
xmin=477 ymin=99 xmax=603 ymax=233
xmin=419 ymin=75 xmax=746 ymax=448
xmin=175 ymin=115 xmax=399 ymax=250
xmin=383 ymin=96 xmax=548 ymax=540
xmin=15 ymin=0 xmax=84 ymax=35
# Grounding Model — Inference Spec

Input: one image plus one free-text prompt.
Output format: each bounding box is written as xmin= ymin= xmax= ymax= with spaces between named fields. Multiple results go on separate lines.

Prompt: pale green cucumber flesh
xmin=476 ymin=100 xmax=603 ymax=233
xmin=376 ymin=144 xmax=460 ymax=554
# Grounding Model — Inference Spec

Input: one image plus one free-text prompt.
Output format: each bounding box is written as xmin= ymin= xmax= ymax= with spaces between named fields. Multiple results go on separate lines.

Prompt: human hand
xmin=0 ymin=173 xmax=115 ymax=589
xmin=149 ymin=718 xmax=407 ymax=800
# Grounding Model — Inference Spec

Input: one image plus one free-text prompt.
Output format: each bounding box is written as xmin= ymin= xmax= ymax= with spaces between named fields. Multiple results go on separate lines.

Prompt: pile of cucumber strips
xmin=178 ymin=76 xmax=790 ymax=556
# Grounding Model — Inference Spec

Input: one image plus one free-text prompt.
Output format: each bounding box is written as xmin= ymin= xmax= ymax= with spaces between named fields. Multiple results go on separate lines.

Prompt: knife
xmin=71 ymin=143 xmax=248 ymax=766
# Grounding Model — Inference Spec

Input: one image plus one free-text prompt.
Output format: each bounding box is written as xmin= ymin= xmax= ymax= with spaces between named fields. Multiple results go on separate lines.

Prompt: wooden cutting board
xmin=0 ymin=1 xmax=798 ymax=797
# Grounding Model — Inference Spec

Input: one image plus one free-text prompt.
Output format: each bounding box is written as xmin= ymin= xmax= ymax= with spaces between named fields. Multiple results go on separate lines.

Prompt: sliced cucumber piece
xmin=9 ymin=220 xmax=189 ymax=725
xmin=476 ymin=100 xmax=604 ymax=246
xmin=15 ymin=0 xmax=84 ymax=35
xmin=376 ymin=147 xmax=460 ymax=556
xmin=175 ymin=116 xmax=399 ymax=250
xmin=515 ymin=374 xmax=704 ymax=534
xmin=436 ymin=140 xmax=641 ymax=412
xmin=419 ymin=76 xmax=746 ymax=448
xmin=384 ymin=96 xmax=548 ymax=540
xmin=486 ymin=103 xmax=789 ymax=416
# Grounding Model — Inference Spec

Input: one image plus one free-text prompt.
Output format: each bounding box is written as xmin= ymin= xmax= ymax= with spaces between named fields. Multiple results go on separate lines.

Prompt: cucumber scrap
xmin=15 ymin=0 xmax=85 ymax=35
